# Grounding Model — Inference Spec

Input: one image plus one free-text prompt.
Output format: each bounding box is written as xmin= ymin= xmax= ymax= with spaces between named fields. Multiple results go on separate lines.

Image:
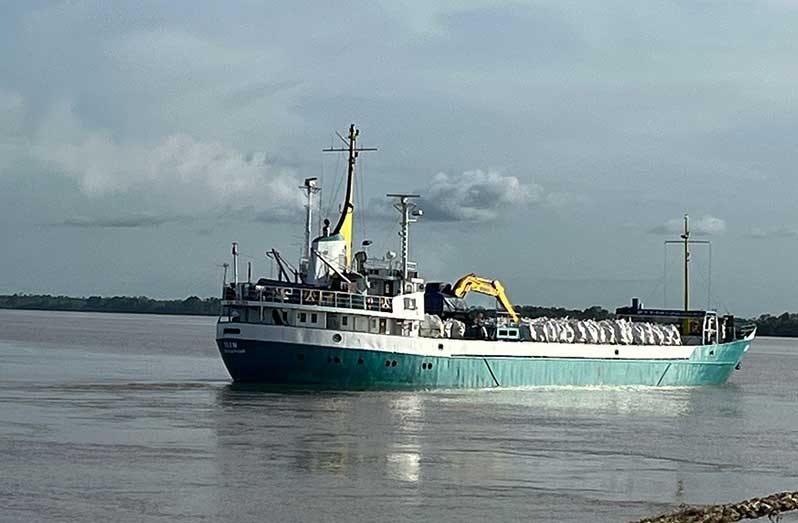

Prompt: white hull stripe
xmin=217 ymin=323 xmax=702 ymax=361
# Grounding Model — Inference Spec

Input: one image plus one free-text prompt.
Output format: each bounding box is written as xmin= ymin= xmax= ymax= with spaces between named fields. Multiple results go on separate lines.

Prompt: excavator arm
xmin=451 ymin=273 xmax=519 ymax=323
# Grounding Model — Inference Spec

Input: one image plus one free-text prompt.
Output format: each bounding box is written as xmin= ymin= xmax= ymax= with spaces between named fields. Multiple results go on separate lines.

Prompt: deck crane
xmin=451 ymin=273 xmax=519 ymax=324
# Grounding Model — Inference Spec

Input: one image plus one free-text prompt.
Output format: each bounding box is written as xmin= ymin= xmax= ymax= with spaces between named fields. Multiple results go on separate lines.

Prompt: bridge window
xmin=299 ymin=312 xmax=307 ymax=323
xmin=311 ymin=313 xmax=318 ymax=323
xmin=404 ymin=297 xmax=417 ymax=310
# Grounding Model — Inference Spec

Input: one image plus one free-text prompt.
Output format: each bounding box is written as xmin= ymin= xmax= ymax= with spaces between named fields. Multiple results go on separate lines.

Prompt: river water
xmin=0 ymin=309 xmax=795 ymax=522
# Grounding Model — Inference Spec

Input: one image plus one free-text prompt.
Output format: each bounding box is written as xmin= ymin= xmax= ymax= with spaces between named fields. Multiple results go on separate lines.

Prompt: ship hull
xmin=216 ymin=326 xmax=751 ymax=388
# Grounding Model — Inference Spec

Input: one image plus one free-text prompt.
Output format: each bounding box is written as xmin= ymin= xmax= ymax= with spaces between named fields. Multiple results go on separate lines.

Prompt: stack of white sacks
xmin=420 ymin=315 xmax=467 ymax=339
xmin=420 ymin=315 xmax=681 ymax=345
xmin=518 ymin=317 xmax=681 ymax=345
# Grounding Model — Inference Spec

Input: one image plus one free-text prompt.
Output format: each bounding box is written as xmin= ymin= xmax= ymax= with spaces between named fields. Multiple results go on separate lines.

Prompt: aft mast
xmin=665 ymin=213 xmax=710 ymax=312
xmin=681 ymin=213 xmax=690 ymax=311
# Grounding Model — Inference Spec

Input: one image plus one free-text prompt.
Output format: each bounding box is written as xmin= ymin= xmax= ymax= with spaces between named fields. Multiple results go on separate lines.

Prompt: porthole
xmin=334 ymin=356 xmax=341 ymax=364
xmin=297 ymin=353 xmax=304 ymax=361
xmin=421 ymin=363 xmax=427 ymax=370
xmin=327 ymin=356 xmax=333 ymax=363
xmin=709 ymin=350 xmax=715 ymax=356
xmin=357 ymin=358 xmax=364 ymax=365
xmin=428 ymin=362 xmax=433 ymax=369
xmin=391 ymin=360 xmax=397 ymax=367
xmin=332 ymin=333 xmax=343 ymax=343
xmin=438 ymin=343 xmax=444 ymax=351
xmin=614 ymin=349 xmax=619 ymax=356
xmin=385 ymin=360 xmax=391 ymax=367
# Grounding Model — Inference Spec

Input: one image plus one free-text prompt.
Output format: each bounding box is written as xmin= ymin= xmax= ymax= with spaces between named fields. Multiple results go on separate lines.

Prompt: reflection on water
xmin=213 ymin=387 xmax=419 ymax=475
xmin=386 ymin=395 xmax=423 ymax=483
xmin=209 ymin=380 xmax=751 ymax=520
xmin=214 ymin=388 xmax=427 ymax=487
xmin=438 ymin=386 xmax=710 ymax=418
xmin=386 ymin=451 xmax=421 ymax=483
xmin=207 ymin=372 xmax=782 ymax=522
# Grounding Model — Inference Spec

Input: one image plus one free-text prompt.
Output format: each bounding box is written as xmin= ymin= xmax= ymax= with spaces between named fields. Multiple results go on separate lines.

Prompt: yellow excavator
xmin=451 ymin=273 xmax=519 ymax=323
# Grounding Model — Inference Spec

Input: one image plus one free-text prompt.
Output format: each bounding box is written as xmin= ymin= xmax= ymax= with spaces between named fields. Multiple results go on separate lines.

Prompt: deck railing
xmin=364 ymin=260 xmax=417 ymax=272
xmin=230 ymin=284 xmax=393 ymax=313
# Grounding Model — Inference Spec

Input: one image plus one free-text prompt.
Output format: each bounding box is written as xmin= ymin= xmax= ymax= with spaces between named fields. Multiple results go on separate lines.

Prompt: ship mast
xmin=665 ymin=213 xmax=711 ymax=311
xmin=681 ymin=213 xmax=690 ymax=311
xmin=387 ymin=193 xmax=422 ymax=284
xmin=323 ymin=124 xmax=376 ymax=269
xmin=231 ymin=241 xmax=239 ymax=285
xmin=217 ymin=263 xmax=229 ymax=292
xmin=300 ymin=177 xmax=320 ymax=272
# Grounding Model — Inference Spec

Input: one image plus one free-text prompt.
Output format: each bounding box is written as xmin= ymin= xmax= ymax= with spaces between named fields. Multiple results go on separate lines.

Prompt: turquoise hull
xmin=217 ymin=337 xmax=750 ymax=389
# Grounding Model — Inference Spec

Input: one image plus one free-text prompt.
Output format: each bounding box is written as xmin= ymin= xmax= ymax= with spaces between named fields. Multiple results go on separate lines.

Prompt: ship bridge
xmin=221 ymin=279 xmax=425 ymax=337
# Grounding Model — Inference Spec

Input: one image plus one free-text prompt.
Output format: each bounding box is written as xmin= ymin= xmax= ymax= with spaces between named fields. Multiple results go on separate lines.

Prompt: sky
xmin=1 ymin=1 xmax=797 ymax=316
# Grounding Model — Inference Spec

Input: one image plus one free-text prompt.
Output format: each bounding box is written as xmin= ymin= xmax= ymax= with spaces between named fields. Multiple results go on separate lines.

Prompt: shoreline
xmin=0 ymin=305 xmax=217 ymax=318
xmin=2 ymin=294 xmax=796 ymax=337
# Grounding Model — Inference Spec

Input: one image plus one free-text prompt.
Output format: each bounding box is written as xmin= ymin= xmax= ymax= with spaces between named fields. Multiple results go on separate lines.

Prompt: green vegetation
xmin=0 ymin=294 xmax=220 ymax=316
xmin=1 ymin=294 xmax=796 ymax=337
xmin=750 ymin=313 xmax=798 ymax=337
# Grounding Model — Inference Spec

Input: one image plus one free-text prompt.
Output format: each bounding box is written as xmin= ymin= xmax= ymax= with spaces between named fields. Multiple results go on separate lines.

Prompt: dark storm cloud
xmin=364 ymin=170 xmax=544 ymax=223
xmin=53 ymin=215 xmax=178 ymax=229
xmin=418 ymin=170 xmax=542 ymax=222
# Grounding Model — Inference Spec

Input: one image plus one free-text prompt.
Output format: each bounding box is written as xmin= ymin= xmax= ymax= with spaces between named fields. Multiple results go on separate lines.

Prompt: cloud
xmin=649 ymin=215 xmax=726 ymax=236
xmin=544 ymin=191 xmax=587 ymax=207
xmin=0 ymin=90 xmax=26 ymax=171
xmin=416 ymin=170 xmax=542 ymax=222
xmin=33 ymin=105 xmax=305 ymax=224
xmin=0 ymin=89 xmax=24 ymax=128
xmin=53 ymin=214 xmax=178 ymax=228
xmin=748 ymin=226 xmax=798 ymax=239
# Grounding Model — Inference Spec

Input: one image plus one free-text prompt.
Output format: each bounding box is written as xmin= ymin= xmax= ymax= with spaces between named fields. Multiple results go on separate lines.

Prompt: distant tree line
xmin=749 ymin=313 xmax=798 ymax=337
xmin=1 ymin=294 xmax=796 ymax=336
xmin=0 ymin=294 xmax=221 ymax=316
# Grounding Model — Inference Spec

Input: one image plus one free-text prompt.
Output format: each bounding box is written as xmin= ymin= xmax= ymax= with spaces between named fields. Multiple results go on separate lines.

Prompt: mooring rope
xmin=632 ymin=491 xmax=798 ymax=523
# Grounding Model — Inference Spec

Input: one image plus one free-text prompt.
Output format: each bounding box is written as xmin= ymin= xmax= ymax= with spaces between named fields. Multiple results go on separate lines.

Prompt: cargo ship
xmin=215 ymin=124 xmax=754 ymax=388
